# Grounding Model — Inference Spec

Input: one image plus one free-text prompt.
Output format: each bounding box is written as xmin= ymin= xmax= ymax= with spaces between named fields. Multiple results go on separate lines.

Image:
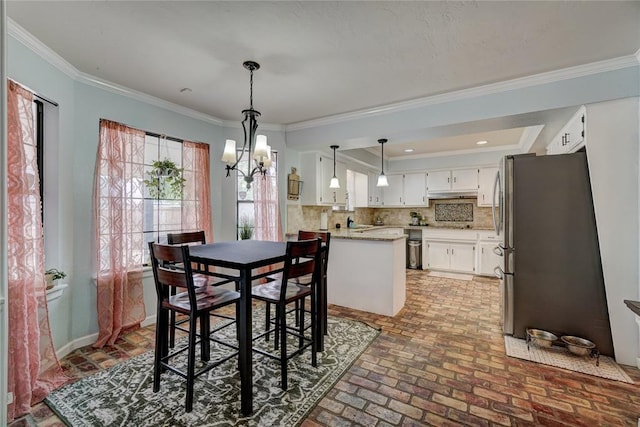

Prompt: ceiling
xmin=7 ymin=1 xmax=640 ymax=157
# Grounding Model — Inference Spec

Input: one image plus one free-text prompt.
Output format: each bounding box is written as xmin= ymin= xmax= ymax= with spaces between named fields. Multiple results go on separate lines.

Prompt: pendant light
xmin=376 ymin=138 xmax=389 ymax=187
xmin=329 ymin=145 xmax=340 ymax=189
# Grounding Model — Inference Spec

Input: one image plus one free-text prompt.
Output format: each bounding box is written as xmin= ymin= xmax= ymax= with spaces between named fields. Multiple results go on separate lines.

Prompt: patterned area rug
xmin=45 ymin=315 xmax=379 ymax=426
xmin=504 ymin=336 xmax=633 ymax=383
xmin=428 ymin=271 xmax=474 ymax=281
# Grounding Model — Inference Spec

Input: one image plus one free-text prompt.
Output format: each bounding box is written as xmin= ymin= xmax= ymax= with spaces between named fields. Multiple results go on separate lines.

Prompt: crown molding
xmin=8 ymin=18 xmax=227 ymax=126
xmin=286 ymin=54 xmax=640 ymax=132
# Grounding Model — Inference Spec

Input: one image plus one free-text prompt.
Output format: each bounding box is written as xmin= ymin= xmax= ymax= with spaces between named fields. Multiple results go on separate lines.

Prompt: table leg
xmin=239 ymin=267 xmax=253 ymax=416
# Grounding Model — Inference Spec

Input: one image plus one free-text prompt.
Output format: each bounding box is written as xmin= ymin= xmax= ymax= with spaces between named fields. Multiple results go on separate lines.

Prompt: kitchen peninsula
xmin=327 ymin=228 xmax=406 ymax=316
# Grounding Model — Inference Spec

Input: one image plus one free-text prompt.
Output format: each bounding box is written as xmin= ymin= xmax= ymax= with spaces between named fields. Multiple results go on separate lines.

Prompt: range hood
xmin=426 ymin=190 xmax=478 ymax=200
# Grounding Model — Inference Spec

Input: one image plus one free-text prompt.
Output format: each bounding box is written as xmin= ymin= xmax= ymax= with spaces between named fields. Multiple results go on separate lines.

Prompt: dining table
xmin=188 ymin=239 xmax=327 ymax=416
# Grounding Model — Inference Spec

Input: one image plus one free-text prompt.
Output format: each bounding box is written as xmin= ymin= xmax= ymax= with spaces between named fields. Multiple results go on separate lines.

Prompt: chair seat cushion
xmin=251 ymin=281 xmax=312 ymax=303
xmin=168 ymin=286 xmax=240 ymax=312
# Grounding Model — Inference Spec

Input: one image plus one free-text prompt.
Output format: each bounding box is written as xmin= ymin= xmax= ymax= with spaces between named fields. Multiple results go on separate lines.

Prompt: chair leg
xmin=200 ymin=313 xmax=210 ymax=362
xmin=169 ymin=311 xmax=176 ymax=348
xmin=311 ymin=291 xmax=317 ymax=367
xmin=274 ymin=309 xmax=280 ymax=350
xmin=278 ymin=303 xmax=288 ymax=390
xmin=153 ymin=309 xmax=168 ymax=392
xmin=185 ymin=314 xmax=198 ymax=412
xmin=265 ymin=302 xmax=271 ymax=342
xmin=299 ymin=299 xmax=305 ymax=349
xmin=294 ymin=300 xmax=300 ymax=326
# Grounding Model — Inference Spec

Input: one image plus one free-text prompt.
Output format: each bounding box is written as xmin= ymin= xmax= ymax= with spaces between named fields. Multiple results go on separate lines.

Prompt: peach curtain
xmin=93 ymin=119 xmax=146 ymax=347
xmin=6 ymin=80 xmax=67 ymax=422
xmin=181 ymin=141 xmax=213 ymax=240
xmin=253 ymin=165 xmax=282 ymax=242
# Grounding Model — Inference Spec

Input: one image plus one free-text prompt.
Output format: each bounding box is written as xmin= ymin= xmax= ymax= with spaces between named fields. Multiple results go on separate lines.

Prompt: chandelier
xmin=221 ymin=61 xmax=272 ymax=189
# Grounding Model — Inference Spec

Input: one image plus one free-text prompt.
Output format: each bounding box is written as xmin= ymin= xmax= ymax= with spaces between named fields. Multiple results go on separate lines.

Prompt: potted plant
xmin=143 ymin=158 xmax=186 ymax=200
xmin=45 ymin=268 xmax=66 ymax=290
xmin=239 ymin=216 xmax=254 ymax=240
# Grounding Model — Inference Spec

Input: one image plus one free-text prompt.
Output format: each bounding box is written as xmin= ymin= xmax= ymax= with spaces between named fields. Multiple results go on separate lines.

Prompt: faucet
xmin=347 ymin=216 xmax=354 ymax=228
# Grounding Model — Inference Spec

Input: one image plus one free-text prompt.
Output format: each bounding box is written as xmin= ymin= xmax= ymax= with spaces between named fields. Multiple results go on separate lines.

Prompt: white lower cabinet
xmin=477 ymin=242 xmax=502 ymax=276
xmin=424 ymin=240 xmax=475 ymax=273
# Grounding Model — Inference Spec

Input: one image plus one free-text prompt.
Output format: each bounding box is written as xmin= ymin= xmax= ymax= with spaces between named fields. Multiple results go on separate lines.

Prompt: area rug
xmin=45 ymin=315 xmax=380 ymax=426
xmin=428 ymin=271 xmax=473 ymax=281
xmin=504 ymin=336 xmax=633 ymax=383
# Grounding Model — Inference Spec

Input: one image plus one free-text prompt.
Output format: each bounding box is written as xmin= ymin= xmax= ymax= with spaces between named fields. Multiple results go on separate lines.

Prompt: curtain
xmin=253 ymin=165 xmax=282 ymax=242
xmin=6 ymin=80 xmax=67 ymax=422
xmin=93 ymin=119 xmax=146 ymax=347
xmin=181 ymin=141 xmax=213 ymax=240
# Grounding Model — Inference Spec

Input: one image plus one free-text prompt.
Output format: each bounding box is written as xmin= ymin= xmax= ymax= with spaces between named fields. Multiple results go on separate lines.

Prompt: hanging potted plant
xmin=45 ymin=268 xmax=66 ymax=290
xmin=143 ymin=158 xmax=186 ymax=200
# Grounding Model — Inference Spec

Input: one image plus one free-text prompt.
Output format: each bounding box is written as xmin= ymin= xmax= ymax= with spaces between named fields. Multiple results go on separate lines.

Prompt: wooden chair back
xmin=280 ymin=238 xmax=322 ymax=300
xmin=298 ymin=230 xmax=331 ymax=275
xmin=167 ymin=231 xmax=206 ymax=245
xmin=149 ymin=242 xmax=197 ymax=307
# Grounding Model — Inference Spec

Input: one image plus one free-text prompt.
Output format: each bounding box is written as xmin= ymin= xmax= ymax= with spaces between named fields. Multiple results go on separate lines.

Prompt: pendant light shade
xmin=376 ymin=138 xmax=389 ymax=187
xmin=329 ymin=145 xmax=340 ymax=189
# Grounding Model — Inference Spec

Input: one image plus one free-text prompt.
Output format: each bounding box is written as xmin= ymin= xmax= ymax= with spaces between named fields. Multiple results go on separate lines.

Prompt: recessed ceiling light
xmin=404 ymin=148 xmax=414 ymax=153
xmin=476 ymin=140 xmax=488 ymax=145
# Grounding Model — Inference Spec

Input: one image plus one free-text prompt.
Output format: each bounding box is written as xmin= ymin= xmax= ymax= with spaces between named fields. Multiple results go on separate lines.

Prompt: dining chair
xmin=166 ymin=231 xmax=240 ymax=349
xmin=149 ymin=242 xmax=240 ymax=412
xmin=264 ymin=231 xmax=331 ymax=346
xmin=251 ymin=238 xmax=322 ymax=390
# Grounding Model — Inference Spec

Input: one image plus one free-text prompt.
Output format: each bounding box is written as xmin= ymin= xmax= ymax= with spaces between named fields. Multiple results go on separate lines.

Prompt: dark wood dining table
xmin=188 ymin=239 xmax=327 ymax=416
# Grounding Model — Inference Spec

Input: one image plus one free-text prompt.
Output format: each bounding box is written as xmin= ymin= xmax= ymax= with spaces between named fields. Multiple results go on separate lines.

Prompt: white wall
xmin=586 ymin=97 xmax=640 ymax=366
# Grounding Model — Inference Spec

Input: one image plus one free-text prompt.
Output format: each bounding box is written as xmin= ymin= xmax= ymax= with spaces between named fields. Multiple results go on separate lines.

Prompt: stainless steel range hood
xmin=427 ymin=191 xmax=478 ymax=200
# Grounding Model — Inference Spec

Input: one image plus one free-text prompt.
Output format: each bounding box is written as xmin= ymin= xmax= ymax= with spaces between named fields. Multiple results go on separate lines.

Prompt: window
xmin=236 ymin=151 xmax=278 ymax=239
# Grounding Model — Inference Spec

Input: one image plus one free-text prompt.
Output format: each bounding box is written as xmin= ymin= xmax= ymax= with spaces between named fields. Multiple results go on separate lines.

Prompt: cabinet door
xmin=452 ymin=169 xmax=478 ymax=191
xmin=320 ymin=155 xmax=334 ymax=204
xmin=477 ymin=167 xmax=498 ymax=207
xmin=403 ymin=173 xmax=427 ymax=206
xmin=335 ymin=161 xmax=348 ymax=204
xmin=449 ymin=242 xmax=475 ymax=273
xmin=427 ymin=170 xmax=451 ymax=192
xmin=426 ymin=241 xmax=450 ymax=270
xmin=368 ymin=172 xmax=381 ymax=206
xmin=478 ymin=242 xmax=502 ymax=276
xmin=382 ymin=174 xmax=404 ymax=206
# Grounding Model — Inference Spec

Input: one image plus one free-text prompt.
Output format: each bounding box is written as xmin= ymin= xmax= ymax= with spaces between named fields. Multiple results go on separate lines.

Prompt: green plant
xmin=239 ymin=217 xmax=254 ymax=240
xmin=45 ymin=268 xmax=66 ymax=281
xmin=143 ymin=159 xmax=186 ymax=200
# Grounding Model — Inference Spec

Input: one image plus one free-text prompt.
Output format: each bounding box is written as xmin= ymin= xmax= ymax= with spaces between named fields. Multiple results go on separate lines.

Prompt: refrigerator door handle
xmin=492 ymin=169 xmax=503 ymax=235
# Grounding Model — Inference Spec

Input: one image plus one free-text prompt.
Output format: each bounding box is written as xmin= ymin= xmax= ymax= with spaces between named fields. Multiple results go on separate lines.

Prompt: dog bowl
xmin=526 ymin=328 xmax=558 ymax=348
xmin=561 ymin=335 xmax=596 ymax=356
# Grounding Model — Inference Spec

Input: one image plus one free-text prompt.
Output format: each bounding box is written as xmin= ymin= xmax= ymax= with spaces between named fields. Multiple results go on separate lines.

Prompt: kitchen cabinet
xmin=299 ymin=152 xmax=347 ymax=205
xmin=425 ymin=241 xmax=476 ymax=273
xmin=546 ymin=106 xmax=586 ymax=155
xmin=478 ymin=242 xmax=501 ymax=276
xmin=477 ymin=167 xmax=498 ymax=207
xmin=382 ymin=174 xmax=404 ymax=206
xmin=380 ymin=172 xmax=428 ymax=207
xmin=426 ymin=168 xmax=478 ymax=193
xmin=368 ymin=171 xmax=382 ymax=206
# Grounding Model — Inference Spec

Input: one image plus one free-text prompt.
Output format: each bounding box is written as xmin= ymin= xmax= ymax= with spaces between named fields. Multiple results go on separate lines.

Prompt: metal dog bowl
xmin=526 ymin=328 xmax=558 ymax=348
xmin=561 ymin=335 xmax=596 ymax=356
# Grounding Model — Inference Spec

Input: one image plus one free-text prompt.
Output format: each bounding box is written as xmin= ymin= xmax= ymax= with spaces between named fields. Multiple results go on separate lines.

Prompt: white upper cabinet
xmin=546 ymin=106 xmax=586 ymax=155
xmin=382 ymin=174 xmax=404 ymax=206
xmin=368 ymin=171 xmax=382 ymax=206
xmin=403 ymin=173 xmax=427 ymax=206
xmin=426 ymin=168 xmax=478 ymax=193
xmin=477 ymin=167 xmax=498 ymax=207
xmin=380 ymin=173 xmax=429 ymax=207
xmin=299 ymin=152 xmax=347 ymax=206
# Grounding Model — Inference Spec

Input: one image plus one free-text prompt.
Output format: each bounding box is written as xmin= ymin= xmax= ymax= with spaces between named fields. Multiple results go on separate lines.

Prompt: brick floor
xmin=11 ymin=269 xmax=640 ymax=426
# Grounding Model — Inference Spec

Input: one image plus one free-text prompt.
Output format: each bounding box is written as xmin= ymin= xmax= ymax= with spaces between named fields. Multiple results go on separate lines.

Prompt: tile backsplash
xmin=435 ymin=203 xmax=474 ymax=222
xmin=286 ymin=198 xmax=494 ymax=233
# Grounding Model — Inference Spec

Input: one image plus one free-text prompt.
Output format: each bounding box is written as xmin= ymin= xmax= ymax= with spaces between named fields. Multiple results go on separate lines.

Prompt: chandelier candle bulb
xmin=222 ymin=139 xmax=237 ymax=164
xmin=253 ymin=135 xmax=268 ymax=160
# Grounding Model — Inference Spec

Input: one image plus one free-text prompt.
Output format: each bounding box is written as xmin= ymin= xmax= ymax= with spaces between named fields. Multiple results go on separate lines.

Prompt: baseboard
xmin=55 ymin=314 xmax=156 ymax=360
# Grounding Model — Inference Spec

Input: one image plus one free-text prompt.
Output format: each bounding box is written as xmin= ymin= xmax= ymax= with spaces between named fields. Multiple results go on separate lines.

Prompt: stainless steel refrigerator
xmin=493 ymin=152 xmax=614 ymax=356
